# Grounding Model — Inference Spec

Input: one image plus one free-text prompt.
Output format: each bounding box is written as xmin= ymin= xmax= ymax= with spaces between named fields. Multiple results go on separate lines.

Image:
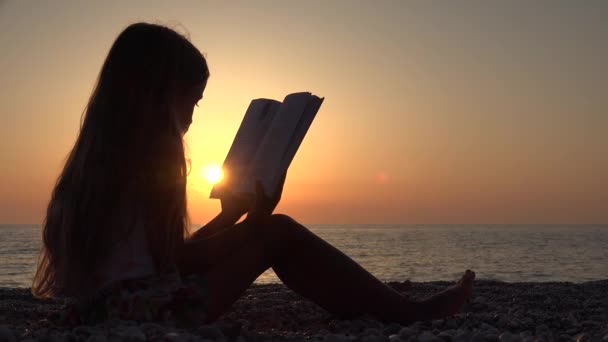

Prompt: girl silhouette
xmin=33 ymin=22 xmax=474 ymax=327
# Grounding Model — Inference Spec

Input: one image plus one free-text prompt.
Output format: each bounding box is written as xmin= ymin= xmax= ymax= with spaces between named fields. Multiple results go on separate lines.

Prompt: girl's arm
xmin=197 ymin=210 xmax=242 ymax=238
xmin=190 ymin=192 xmax=251 ymax=240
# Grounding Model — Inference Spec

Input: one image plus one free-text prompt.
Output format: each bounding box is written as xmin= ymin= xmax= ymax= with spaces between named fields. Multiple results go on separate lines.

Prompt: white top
xmin=99 ymin=222 xmax=157 ymax=289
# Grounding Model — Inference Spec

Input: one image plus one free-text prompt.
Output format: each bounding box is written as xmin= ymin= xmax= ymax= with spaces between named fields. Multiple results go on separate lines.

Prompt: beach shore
xmin=1 ymin=280 xmax=607 ymax=341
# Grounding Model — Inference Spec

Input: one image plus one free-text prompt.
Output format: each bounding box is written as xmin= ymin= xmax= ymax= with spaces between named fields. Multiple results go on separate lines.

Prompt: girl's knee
xmin=260 ymin=214 xmax=307 ymax=243
xmin=266 ymin=213 xmax=297 ymax=227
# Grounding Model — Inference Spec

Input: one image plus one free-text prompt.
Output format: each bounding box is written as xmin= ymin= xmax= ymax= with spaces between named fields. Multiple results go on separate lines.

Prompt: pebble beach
xmin=1 ymin=280 xmax=607 ymax=341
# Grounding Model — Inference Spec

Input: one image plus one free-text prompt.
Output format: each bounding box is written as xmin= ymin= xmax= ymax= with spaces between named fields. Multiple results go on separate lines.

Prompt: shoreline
xmin=1 ymin=280 xmax=607 ymax=341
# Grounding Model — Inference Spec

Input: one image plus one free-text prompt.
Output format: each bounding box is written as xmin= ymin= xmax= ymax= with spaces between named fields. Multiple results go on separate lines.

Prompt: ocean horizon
xmin=1 ymin=224 xmax=607 ymax=288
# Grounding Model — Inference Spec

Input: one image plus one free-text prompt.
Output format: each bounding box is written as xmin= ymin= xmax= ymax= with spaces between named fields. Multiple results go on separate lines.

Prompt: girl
xmin=33 ymin=22 xmax=475 ymax=327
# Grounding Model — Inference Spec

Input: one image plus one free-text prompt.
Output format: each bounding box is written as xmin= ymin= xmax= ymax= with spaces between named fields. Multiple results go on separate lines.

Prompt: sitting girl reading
xmin=32 ymin=22 xmax=475 ymax=327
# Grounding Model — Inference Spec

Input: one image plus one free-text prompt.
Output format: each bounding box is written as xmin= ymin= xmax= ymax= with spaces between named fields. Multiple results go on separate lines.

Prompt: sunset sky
xmin=1 ymin=1 xmax=606 ymax=224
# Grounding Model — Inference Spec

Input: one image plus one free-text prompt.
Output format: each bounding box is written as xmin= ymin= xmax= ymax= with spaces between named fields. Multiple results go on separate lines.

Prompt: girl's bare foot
xmin=430 ymin=270 xmax=475 ymax=317
xmin=401 ymin=270 xmax=475 ymax=323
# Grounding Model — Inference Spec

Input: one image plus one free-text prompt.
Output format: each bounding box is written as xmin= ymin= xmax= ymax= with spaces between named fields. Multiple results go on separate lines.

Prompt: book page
xmin=210 ymin=99 xmax=281 ymax=198
xmin=237 ymin=92 xmax=323 ymax=195
xmin=276 ymin=95 xmax=324 ymax=179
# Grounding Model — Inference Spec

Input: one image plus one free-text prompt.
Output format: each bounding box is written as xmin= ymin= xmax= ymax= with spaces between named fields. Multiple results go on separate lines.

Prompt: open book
xmin=210 ymin=92 xmax=324 ymax=198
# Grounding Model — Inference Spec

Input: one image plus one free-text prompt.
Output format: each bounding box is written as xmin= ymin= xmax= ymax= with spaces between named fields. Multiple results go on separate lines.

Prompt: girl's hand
xmin=217 ymin=185 xmax=252 ymax=220
xmin=247 ymin=173 xmax=286 ymax=221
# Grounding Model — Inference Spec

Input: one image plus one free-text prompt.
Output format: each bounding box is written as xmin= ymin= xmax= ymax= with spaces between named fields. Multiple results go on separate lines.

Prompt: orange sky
xmin=1 ymin=1 xmax=606 ymax=224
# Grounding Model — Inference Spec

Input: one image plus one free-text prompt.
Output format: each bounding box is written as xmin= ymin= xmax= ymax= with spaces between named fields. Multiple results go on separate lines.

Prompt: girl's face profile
xmin=175 ymin=80 xmax=206 ymax=134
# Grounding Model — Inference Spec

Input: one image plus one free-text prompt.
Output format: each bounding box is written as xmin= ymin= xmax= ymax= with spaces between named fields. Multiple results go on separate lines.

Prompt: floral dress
xmin=58 ymin=266 xmax=210 ymax=328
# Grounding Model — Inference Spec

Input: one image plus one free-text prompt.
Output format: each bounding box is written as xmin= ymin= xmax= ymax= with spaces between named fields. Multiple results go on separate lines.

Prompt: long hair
xmin=32 ymin=23 xmax=209 ymax=299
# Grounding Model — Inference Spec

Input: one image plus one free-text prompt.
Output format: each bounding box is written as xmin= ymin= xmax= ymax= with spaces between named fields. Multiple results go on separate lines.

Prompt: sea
xmin=1 ymin=224 xmax=607 ymax=288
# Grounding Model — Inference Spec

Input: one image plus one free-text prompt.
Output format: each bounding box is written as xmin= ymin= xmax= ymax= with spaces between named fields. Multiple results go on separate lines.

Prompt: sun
xmin=202 ymin=164 xmax=224 ymax=184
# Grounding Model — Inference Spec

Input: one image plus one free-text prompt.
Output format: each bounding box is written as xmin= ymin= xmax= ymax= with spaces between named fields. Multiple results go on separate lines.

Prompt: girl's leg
xmin=178 ymin=214 xmax=474 ymax=324
xmin=252 ymin=214 xmax=474 ymax=323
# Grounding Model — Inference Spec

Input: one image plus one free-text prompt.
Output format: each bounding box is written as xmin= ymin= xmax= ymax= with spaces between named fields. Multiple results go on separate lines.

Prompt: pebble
xmin=139 ymin=322 xmax=166 ymax=335
xmin=63 ymin=332 xmax=78 ymax=342
xmin=581 ymin=320 xmax=599 ymax=327
xmin=431 ymin=320 xmax=444 ymax=328
xmin=417 ymin=331 xmax=441 ymax=342
xmin=361 ymin=334 xmax=389 ymax=342
xmin=37 ymin=334 xmax=64 ymax=342
xmin=164 ymin=332 xmax=182 ymax=342
xmin=172 ymin=332 xmax=201 ymax=342
xmin=323 ymin=333 xmax=353 ymax=342
xmin=480 ymin=322 xmax=498 ymax=334
xmin=519 ymin=330 xmax=532 ymax=339
xmin=487 ymin=333 xmax=500 ymax=342
xmin=364 ymin=328 xmax=381 ymax=336
xmin=214 ymin=321 xmax=242 ymax=340
xmin=520 ymin=318 xmax=534 ymax=329
xmin=398 ymin=327 xmax=416 ymax=339
xmin=73 ymin=326 xmax=103 ymax=336
xmin=437 ymin=331 xmax=453 ymax=341
xmin=410 ymin=322 xmax=427 ymax=331
xmin=470 ymin=332 xmax=486 ymax=342
xmin=566 ymin=327 xmax=581 ymax=335
xmin=388 ymin=334 xmax=401 ymax=342
xmin=196 ymin=326 xmax=225 ymax=341
xmin=452 ymin=332 xmax=470 ymax=342
xmin=508 ymin=319 xmax=521 ymax=330
xmin=495 ymin=316 xmax=509 ymax=328
xmin=114 ymin=326 xmax=146 ymax=342
xmin=0 ymin=325 xmax=16 ymax=342
xmin=348 ymin=321 xmax=366 ymax=333
xmin=471 ymin=302 xmax=488 ymax=311
xmin=535 ymin=324 xmax=550 ymax=335
xmin=86 ymin=335 xmax=108 ymax=342
xmin=382 ymin=324 xmax=402 ymax=336
xmin=445 ymin=319 xmax=460 ymax=329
